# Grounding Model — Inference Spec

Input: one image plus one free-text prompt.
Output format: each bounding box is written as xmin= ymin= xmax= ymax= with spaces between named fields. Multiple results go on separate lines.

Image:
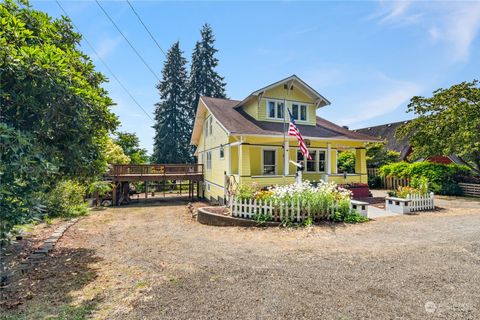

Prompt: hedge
xmin=379 ymin=162 xmax=471 ymax=195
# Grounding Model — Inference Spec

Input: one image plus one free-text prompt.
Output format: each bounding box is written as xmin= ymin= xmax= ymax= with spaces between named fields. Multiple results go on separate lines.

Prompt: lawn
xmin=2 ymin=198 xmax=480 ymax=319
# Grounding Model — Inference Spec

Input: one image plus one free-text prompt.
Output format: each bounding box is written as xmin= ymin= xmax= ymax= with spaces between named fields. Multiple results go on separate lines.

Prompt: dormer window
xmin=292 ymin=104 xmax=307 ymax=121
xmin=267 ymin=100 xmax=285 ymax=120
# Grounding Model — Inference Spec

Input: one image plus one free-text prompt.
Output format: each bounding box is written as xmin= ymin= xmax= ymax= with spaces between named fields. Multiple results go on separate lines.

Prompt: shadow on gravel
xmin=1 ymin=247 xmax=103 ymax=320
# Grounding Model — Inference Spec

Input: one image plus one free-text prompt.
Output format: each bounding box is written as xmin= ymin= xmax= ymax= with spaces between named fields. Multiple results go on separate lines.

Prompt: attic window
xmin=292 ymin=104 xmax=307 ymax=121
xmin=267 ymin=100 xmax=285 ymax=120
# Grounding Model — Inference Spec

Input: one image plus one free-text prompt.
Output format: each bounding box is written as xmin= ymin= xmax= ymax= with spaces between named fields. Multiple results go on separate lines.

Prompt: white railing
xmin=406 ymin=192 xmax=435 ymax=212
xmin=229 ymin=197 xmax=340 ymax=222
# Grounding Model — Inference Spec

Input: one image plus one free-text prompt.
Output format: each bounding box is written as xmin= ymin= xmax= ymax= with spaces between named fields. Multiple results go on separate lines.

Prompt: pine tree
xmin=188 ymin=23 xmax=227 ymax=116
xmin=152 ymin=42 xmax=192 ymax=163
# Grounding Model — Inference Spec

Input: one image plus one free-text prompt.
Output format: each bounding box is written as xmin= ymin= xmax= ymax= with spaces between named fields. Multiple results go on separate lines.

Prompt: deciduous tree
xmin=397 ymin=80 xmax=480 ymax=171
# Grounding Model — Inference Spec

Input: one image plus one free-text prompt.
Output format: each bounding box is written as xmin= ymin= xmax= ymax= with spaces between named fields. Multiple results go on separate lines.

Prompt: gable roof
xmin=190 ymin=96 xmax=380 ymax=145
xmin=353 ymin=121 xmax=412 ymax=159
xmin=234 ymin=75 xmax=331 ymax=109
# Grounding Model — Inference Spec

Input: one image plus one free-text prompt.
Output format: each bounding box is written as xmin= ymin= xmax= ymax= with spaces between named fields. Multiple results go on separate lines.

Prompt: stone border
xmin=197 ymin=207 xmax=280 ymax=227
xmin=20 ymin=218 xmax=80 ymax=273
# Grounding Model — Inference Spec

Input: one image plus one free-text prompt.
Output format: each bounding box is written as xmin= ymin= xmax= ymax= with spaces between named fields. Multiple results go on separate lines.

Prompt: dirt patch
xmin=2 ymin=198 xmax=480 ymax=319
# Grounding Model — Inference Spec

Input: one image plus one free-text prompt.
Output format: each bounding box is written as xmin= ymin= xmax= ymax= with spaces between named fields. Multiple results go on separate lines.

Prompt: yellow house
xmin=190 ymin=75 xmax=379 ymax=202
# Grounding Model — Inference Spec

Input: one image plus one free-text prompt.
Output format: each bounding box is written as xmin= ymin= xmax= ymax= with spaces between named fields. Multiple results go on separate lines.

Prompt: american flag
xmin=288 ymin=109 xmax=312 ymax=160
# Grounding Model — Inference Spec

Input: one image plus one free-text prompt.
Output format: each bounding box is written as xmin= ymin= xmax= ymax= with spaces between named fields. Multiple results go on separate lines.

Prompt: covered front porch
xmin=227 ymin=136 xmax=368 ymax=188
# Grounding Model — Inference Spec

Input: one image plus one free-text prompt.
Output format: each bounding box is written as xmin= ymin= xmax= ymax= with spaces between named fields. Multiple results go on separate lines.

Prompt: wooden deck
xmin=107 ymin=164 xmax=204 ymax=205
xmin=109 ymin=164 xmax=204 ymax=182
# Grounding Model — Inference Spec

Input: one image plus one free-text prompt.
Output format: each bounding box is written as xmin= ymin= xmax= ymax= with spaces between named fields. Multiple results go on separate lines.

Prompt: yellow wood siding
xmin=243 ymin=84 xmax=317 ymax=126
xmin=196 ymin=107 xmax=229 ymax=200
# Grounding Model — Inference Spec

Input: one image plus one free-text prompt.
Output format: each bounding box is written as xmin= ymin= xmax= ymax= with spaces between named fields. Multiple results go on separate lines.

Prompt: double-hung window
xmin=219 ymin=145 xmax=224 ymax=159
xmin=267 ymin=100 xmax=284 ymax=120
xmin=263 ymin=149 xmax=276 ymax=175
xmin=297 ymin=149 xmax=327 ymax=172
xmin=206 ymin=151 xmax=212 ymax=170
xmin=291 ymin=104 xmax=307 ymax=121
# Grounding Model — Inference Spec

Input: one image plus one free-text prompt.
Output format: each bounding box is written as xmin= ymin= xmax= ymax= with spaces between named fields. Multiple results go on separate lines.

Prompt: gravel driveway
xmin=4 ymin=197 xmax=480 ymax=319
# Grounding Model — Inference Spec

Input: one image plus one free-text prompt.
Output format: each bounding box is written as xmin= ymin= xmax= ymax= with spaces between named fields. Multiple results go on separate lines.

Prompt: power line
xmin=56 ymin=0 xmax=154 ymax=121
xmin=95 ymin=0 xmax=161 ymax=83
xmin=126 ymin=0 xmax=167 ymax=58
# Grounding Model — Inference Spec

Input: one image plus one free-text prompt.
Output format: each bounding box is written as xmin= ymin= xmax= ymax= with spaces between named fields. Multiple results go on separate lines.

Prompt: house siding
xmin=196 ymin=105 xmax=229 ymax=201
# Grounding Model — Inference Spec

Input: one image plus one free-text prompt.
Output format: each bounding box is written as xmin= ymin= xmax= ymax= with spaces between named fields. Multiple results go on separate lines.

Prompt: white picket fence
xmin=406 ymin=192 xmax=435 ymax=212
xmin=229 ymin=197 xmax=337 ymax=222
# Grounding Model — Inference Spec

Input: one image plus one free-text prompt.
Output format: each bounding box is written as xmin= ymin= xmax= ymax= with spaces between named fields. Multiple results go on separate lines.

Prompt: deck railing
xmin=111 ymin=164 xmax=204 ymax=177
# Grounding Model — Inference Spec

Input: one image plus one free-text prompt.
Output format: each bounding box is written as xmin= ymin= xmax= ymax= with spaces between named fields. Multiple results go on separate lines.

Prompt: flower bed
xmin=339 ymin=183 xmax=371 ymax=198
xmin=385 ymin=178 xmax=435 ymax=213
xmin=231 ymin=181 xmax=368 ymax=225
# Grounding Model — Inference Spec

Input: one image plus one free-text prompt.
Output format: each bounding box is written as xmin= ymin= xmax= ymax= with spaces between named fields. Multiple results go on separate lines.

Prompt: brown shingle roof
xmin=353 ymin=121 xmax=412 ymax=159
xmin=201 ymin=96 xmax=380 ymax=142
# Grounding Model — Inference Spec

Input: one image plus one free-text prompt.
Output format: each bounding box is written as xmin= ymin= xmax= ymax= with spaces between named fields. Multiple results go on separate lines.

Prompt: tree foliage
xmin=189 ymin=23 xmax=227 ymax=114
xmin=114 ymin=131 xmax=149 ymax=164
xmin=397 ymin=80 xmax=480 ymax=171
xmin=152 ymin=42 xmax=192 ymax=163
xmin=0 ymin=124 xmax=53 ymax=242
xmin=0 ymin=0 xmax=119 ymax=179
xmin=366 ymin=142 xmax=400 ymax=168
xmin=337 ymin=150 xmax=356 ymax=173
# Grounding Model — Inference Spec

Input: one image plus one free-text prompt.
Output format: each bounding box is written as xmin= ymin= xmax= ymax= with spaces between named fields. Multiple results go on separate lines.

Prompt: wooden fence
xmin=229 ymin=197 xmax=337 ymax=222
xmin=368 ymin=168 xmax=409 ymax=189
xmin=407 ymin=192 xmax=435 ymax=212
xmin=458 ymin=183 xmax=480 ymax=197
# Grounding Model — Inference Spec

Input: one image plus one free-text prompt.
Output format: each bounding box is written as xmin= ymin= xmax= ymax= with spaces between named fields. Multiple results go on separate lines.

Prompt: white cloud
xmin=372 ymin=1 xmax=480 ymax=62
xmin=338 ymin=73 xmax=421 ymax=126
xmin=95 ymin=35 xmax=123 ymax=59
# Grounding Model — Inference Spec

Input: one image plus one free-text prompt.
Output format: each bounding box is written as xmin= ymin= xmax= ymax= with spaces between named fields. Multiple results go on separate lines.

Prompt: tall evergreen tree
xmin=188 ymin=23 xmax=227 ymax=115
xmin=152 ymin=42 xmax=191 ymax=163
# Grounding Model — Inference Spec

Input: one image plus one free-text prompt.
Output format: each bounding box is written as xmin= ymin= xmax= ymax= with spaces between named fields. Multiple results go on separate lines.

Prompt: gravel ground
xmin=3 ymin=196 xmax=480 ymax=319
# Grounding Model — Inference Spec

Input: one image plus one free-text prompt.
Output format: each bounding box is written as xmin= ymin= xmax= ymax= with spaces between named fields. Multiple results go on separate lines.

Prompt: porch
xmin=226 ymin=136 xmax=368 ymax=187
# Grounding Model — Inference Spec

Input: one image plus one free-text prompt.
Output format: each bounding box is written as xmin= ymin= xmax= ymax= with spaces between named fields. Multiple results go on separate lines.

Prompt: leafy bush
xmin=343 ymin=212 xmax=369 ymax=223
xmin=88 ymin=181 xmax=113 ymax=197
xmin=379 ymin=161 xmax=470 ymax=195
xmin=337 ymin=150 xmax=356 ymax=173
xmin=252 ymin=213 xmax=273 ymax=224
xmin=44 ymin=180 xmax=88 ymax=218
xmin=368 ymin=176 xmax=382 ymax=189
xmin=236 ymin=183 xmax=258 ymax=200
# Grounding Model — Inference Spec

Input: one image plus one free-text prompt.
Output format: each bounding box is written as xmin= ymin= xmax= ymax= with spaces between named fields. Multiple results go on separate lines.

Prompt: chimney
xmin=342 ymin=125 xmax=349 ymax=130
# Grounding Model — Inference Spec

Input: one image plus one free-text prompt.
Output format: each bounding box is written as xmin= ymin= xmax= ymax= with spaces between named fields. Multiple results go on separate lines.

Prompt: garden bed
xmin=197 ymin=207 xmax=280 ymax=227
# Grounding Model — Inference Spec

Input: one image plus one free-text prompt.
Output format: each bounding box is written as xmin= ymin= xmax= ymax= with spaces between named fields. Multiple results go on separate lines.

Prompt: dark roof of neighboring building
xmin=200 ymin=96 xmax=380 ymax=142
xmin=353 ymin=121 xmax=412 ymax=159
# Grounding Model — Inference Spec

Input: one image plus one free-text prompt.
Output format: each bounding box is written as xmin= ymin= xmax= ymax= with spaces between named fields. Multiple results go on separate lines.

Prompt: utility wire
xmin=126 ymin=0 xmax=167 ymax=58
xmin=95 ymin=0 xmax=161 ymax=83
xmin=56 ymin=0 xmax=154 ymax=121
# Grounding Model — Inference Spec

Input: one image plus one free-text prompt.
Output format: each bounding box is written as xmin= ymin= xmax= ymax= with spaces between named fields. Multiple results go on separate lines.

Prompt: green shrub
xmin=343 ymin=212 xmax=369 ymax=223
xmin=44 ymin=180 xmax=89 ymax=218
xmin=252 ymin=212 xmax=273 ymax=224
xmin=379 ymin=161 xmax=470 ymax=195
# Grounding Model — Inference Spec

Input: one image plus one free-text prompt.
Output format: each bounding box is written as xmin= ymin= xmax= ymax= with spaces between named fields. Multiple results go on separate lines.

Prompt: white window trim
xmin=265 ymin=99 xmax=285 ymax=120
xmin=261 ymin=147 xmax=278 ymax=175
xmin=296 ymin=148 xmax=327 ymax=173
xmin=291 ymin=103 xmax=308 ymax=122
xmin=219 ymin=145 xmax=225 ymax=160
xmin=206 ymin=151 xmax=212 ymax=170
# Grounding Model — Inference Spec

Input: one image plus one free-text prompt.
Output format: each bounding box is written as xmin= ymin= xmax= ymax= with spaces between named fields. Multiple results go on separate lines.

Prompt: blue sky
xmin=32 ymin=1 xmax=480 ymax=153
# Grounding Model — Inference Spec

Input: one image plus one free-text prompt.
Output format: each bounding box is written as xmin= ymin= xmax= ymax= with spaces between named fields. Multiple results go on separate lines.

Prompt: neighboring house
xmin=190 ymin=75 xmax=379 ymax=202
xmin=354 ymin=121 xmax=467 ymax=166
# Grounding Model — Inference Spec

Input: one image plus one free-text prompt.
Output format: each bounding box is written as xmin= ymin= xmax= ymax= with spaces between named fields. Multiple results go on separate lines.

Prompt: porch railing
xmin=111 ymin=164 xmax=203 ymax=177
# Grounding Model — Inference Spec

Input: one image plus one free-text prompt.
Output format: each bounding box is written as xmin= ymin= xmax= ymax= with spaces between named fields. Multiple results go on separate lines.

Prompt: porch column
xmin=327 ymin=143 xmax=332 ymax=175
xmin=355 ymin=148 xmax=367 ymax=183
xmin=239 ymin=143 xmax=250 ymax=177
xmin=227 ymin=144 xmax=231 ymax=175
xmin=284 ymin=140 xmax=289 ymax=176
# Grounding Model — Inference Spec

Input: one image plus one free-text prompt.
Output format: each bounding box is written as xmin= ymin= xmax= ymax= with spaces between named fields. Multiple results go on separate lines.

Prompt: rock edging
xmin=20 ymin=218 xmax=80 ymax=273
xmin=197 ymin=207 xmax=280 ymax=227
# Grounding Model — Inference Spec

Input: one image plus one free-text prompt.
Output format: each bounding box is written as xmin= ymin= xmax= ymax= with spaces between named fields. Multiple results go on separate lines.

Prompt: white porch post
xmin=227 ymin=144 xmax=231 ymax=175
xmin=326 ymin=143 xmax=331 ymax=182
xmin=284 ymin=140 xmax=289 ymax=176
